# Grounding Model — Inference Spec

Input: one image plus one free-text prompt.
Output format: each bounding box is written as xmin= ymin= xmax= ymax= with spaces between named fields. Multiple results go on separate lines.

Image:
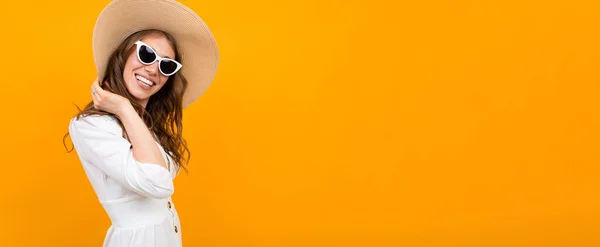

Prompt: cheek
xmin=125 ymin=52 xmax=142 ymax=69
xmin=159 ymin=75 xmax=169 ymax=84
xmin=155 ymin=76 xmax=169 ymax=90
xmin=123 ymin=56 xmax=140 ymax=79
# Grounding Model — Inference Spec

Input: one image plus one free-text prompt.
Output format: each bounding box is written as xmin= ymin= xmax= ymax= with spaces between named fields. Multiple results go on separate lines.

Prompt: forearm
xmin=116 ymin=105 xmax=167 ymax=169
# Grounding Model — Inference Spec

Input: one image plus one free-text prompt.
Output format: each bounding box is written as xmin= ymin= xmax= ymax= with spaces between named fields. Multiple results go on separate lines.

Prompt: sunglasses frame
xmin=134 ymin=41 xmax=182 ymax=76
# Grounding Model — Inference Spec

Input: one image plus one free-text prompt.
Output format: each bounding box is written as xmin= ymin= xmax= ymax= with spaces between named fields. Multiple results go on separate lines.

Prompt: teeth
xmin=135 ymin=75 xmax=154 ymax=87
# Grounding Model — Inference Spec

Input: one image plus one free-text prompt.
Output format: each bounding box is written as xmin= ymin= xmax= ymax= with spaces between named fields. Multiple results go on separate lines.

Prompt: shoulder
xmin=69 ymin=114 xmax=123 ymax=136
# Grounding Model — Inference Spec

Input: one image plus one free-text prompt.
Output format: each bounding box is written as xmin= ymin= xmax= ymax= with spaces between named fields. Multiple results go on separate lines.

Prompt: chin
xmin=125 ymin=81 xmax=151 ymax=103
xmin=133 ymin=94 xmax=149 ymax=102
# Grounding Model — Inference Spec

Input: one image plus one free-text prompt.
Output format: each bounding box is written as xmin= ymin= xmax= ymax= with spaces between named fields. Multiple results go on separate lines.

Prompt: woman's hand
xmin=91 ymin=78 xmax=131 ymax=116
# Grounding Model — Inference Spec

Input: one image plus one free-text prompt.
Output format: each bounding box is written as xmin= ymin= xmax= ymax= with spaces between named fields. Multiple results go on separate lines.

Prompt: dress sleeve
xmin=69 ymin=116 xmax=174 ymax=199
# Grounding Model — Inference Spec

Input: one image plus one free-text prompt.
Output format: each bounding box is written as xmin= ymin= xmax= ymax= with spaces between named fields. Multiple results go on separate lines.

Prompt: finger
xmin=91 ymin=79 xmax=98 ymax=96
xmin=91 ymin=83 xmax=99 ymax=98
xmin=92 ymin=81 xmax=106 ymax=99
xmin=92 ymin=78 xmax=100 ymax=92
xmin=91 ymin=91 xmax=98 ymax=107
xmin=92 ymin=88 xmax=101 ymax=106
xmin=94 ymin=78 xmax=106 ymax=91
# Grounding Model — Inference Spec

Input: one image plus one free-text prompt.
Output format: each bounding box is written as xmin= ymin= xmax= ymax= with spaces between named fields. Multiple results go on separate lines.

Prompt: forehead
xmin=140 ymin=34 xmax=175 ymax=59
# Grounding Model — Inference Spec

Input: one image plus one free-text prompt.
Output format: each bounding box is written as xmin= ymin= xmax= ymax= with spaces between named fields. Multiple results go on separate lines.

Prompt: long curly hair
xmin=63 ymin=29 xmax=191 ymax=173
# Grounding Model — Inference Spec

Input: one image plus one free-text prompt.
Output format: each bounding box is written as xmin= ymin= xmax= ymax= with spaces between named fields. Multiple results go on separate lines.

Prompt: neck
xmin=137 ymin=99 xmax=148 ymax=108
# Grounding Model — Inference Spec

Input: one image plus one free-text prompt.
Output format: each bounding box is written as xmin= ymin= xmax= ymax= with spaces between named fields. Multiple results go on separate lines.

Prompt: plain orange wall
xmin=1 ymin=0 xmax=600 ymax=246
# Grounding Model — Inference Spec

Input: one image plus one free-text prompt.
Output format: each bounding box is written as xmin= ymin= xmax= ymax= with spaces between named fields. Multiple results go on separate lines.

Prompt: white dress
xmin=69 ymin=115 xmax=183 ymax=247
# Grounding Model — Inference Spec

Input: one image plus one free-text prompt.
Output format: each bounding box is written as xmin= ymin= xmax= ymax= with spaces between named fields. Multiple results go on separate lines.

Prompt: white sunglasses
xmin=135 ymin=41 xmax=182 ymax=76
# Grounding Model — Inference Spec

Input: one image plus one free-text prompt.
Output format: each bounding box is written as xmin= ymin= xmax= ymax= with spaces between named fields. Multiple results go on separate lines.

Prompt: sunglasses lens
xmin=160 ymin=60 xmax=178 ymax=75
xmin=138 ymin=45 xmax=156 ymax=64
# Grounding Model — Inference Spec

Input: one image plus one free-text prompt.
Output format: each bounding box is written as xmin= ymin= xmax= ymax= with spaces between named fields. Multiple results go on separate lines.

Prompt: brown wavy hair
xmin=63 ymin=29 xmax=190 ymax=174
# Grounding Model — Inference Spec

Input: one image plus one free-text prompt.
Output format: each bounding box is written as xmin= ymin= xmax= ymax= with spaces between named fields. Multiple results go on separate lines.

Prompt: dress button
xmin=168 ymin=201 xmax=172 ymax=209
xmin=174 ymin=225 xmax=178 ymax=233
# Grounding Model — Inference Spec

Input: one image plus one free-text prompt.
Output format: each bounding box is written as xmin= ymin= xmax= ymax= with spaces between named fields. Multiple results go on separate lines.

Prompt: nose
xmin=144 ymin=62 xmax=159 ymax=75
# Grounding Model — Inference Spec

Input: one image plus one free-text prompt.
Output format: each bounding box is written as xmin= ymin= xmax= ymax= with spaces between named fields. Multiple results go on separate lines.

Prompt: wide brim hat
xmin=93 ymin=0 xmax=219 ymax=108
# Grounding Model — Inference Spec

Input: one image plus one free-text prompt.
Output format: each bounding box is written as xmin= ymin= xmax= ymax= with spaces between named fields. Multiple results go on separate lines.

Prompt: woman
xmin=65 ymin=0 xmax=218 ymax=246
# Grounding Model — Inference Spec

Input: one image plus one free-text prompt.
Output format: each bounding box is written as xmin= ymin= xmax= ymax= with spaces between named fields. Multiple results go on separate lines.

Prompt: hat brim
xmin=93 ymin=0 xmax=219 ymax=108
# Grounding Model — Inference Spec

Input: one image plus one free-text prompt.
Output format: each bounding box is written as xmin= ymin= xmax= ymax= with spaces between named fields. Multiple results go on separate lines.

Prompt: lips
xmin=135 ymin=74 xmax=156 ymax=87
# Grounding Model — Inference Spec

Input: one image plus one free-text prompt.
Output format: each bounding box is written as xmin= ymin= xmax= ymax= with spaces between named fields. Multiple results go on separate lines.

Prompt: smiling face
xmin=123 ymin=33 xmax=176 ymax=107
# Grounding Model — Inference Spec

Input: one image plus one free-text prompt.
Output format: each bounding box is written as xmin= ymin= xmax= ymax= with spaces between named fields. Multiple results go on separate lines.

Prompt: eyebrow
xmin=147 ymin=44 xmax=173 ymax=59
xmin=157 ymin=51 xmax=173 ymax=59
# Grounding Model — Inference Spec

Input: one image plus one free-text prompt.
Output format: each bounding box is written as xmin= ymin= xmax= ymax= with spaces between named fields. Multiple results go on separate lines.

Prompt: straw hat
xmin=92 ymin=0 xmax=219 ymax=108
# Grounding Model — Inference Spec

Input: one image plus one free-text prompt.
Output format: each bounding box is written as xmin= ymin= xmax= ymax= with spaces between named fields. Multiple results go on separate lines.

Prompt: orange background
xmin=1 ymin=0 xmax=600 ymax=246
